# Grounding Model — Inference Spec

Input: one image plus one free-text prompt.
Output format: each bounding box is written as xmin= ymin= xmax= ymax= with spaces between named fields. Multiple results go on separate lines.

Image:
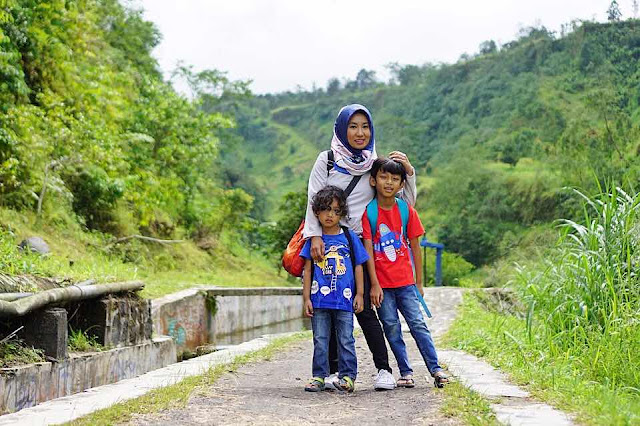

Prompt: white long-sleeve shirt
xmin=302 ymin=151 xmax=417 ymax=238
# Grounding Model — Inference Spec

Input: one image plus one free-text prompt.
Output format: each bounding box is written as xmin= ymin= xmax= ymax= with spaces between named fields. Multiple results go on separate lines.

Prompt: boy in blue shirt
xmin=300 ymin=185 xmax=369 ymax=393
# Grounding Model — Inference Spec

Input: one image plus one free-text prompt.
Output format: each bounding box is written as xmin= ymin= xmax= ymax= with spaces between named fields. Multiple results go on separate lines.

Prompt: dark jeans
xmin=311 ymin=309 xmax=357 ymax=380
xmin=328 ymin=263 xmax=391 ymax=374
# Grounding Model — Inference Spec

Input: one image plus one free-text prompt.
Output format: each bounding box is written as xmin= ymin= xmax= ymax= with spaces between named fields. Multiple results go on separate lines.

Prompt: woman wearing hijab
xmin=302 ymin=104 xmax=417 ymax=390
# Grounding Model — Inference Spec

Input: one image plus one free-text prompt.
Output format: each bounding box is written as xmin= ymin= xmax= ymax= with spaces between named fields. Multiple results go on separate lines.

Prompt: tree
xmin=633 ymin=0 xmax=639 ymax=18
xmin=355 ymin=68 xmax=378 ymax=90
xmin=171 ymin=64 xmax=252 ymax=110
xmin=387 ymin=62 xmax=425 ymax=86
xmin=326 ymin=78 xmax=341 ymax=95
xmin=479 ymin=40 xmax=497 ymax=55
xmin=607 ymin=1 xmax=622 ymax=21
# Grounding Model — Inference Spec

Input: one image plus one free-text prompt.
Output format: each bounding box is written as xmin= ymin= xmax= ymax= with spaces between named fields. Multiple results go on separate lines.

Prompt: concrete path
xmin=0 ymin=288 xmax=576 ymax=425
xmin=440 ymin=350 xmax=574 ymax=425
xmin=130 ymin=288 xmax=466 ymax=426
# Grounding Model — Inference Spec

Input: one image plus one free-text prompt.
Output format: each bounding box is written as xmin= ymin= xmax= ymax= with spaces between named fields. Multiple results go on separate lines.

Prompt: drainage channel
xmin=183 ymin=317 xmax=311 ymax=358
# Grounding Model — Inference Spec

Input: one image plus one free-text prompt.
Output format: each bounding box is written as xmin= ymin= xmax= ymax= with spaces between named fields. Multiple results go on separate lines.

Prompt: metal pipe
xmin=0 ymin=281 xmax=144 ymax=317
xmin=0 ymin=293 xmax=33 ymax=302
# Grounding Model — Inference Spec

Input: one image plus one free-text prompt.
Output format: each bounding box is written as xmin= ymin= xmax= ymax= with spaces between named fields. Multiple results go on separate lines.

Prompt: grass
xmin=68 ymin=328 xmax=104 ymax=352
xmin=0 ymin=339 xmax=45 ymax=367
xmin=443 ymin=186 xmax=640 ymax=424
xmin=0 ymin=206 xmax=292 ymax=299
xmin=443 ymin=292 xmax=640 ymax=425
xmin=66 ymin=331 xmax=311 ymax=425
xmin=441 ymin=381 xmax=500 ymax=425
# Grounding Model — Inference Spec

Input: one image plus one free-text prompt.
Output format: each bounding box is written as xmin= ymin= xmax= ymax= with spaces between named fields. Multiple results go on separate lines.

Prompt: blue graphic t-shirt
xmin=300 ymin=230 xmax=369 ymax=312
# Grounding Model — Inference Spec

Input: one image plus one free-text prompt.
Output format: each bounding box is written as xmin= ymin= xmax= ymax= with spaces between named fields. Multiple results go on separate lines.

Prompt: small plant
xmin=0 ymin=339 xmax=45 ymax=367
xmin=68 ymin=327 xmax=103 ymax=352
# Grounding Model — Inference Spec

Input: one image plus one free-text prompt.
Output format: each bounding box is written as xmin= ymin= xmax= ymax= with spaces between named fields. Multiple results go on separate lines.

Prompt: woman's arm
xmin=389 ymin=151 xmax=417 ymax=206
xmin=303 ymin=152 xmax=330 ymax=261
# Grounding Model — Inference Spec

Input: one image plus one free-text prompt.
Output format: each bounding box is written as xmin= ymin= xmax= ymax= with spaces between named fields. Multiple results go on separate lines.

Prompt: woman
xmin=303 ymin=103 xmax=417 ymax=390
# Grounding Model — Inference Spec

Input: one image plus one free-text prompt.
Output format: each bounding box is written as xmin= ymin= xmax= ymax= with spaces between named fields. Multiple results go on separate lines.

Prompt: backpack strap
xmin=366 ymin=197 xmax=409 ymax=241
xmin=326 ymin=150 xmax=360 ymax=197
xmin=341 ymin=225 xmax=356 ymax=272
xmin=396 ymin=197 xmax=409 ymax=242
xmin=365 ymin=198 xmax=379 ymax=238
xmin=343 ymin=175 xmax=361 ymax=198
xmin=326 ymin=150 xmax=334 ymax=174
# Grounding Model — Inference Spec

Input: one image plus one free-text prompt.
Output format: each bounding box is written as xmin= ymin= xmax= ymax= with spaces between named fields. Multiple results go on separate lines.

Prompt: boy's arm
xmin=302 ymin=259 xmax=314 ymax=317
xmin=410 ymin=236 xmax=424 ymax=296
xmin=353 ymin=264 xmax=364 ymax=314
xmin=363 ymin=239 xmax=383 ymax=307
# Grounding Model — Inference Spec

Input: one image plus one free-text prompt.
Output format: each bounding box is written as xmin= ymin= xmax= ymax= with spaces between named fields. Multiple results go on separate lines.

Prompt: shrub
xmin=63 ymin=165 xmax=124 ymax=233
xmin=422 ymin=249 xmax=474 ymax=286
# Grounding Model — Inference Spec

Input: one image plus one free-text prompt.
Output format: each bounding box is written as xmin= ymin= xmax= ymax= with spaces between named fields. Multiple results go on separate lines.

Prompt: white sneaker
xmin=374 ymin=369 xmax=396 ymax=391
xmin=324 ymin=373 xmax=338 ymax=391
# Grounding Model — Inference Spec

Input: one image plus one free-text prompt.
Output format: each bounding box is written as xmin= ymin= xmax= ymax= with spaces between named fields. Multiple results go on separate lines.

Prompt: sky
xmin=132 ymin=0 xmax=634 ymax=95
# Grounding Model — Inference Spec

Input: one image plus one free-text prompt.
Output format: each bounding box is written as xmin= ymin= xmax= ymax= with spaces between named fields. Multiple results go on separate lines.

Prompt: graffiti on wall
xmin=167 ymin=318 xmax=187 ymax=346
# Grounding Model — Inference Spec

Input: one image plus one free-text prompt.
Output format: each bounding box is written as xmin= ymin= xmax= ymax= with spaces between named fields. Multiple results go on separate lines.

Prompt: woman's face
xmin=346 ymin=112 xmax=371 ymax=150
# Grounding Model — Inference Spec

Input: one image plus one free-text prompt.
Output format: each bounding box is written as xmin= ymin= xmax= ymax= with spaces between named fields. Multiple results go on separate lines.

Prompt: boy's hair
xmin=312 ymin=185 xmax=348 ymax=217
xmin=371 ymin=157 xmax=407 ymax=182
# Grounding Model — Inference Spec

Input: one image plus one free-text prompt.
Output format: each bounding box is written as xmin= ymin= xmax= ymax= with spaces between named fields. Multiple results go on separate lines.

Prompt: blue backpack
xmin=366 ymin=197 xmax=409 ymax=242
xmin=365 ymin=197 xmax=432 ymax=318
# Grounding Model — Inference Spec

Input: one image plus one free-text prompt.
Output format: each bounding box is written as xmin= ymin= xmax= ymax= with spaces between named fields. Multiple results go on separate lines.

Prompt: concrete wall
xmin=0 ymin=337 xmax=175 ymax=414
xmin=151 ymin=287 xmax=303 ymax=354
xmin=68 ymin=295 xmax=153 ymax=348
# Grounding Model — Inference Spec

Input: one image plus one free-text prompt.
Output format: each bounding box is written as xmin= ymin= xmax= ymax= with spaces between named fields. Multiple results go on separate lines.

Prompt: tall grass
xmin=519 ymin=185 xmax=640 ymax=390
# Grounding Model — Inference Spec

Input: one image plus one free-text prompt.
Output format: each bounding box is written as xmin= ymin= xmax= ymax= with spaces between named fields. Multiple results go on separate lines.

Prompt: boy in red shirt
xmin=362 ymin=158 xmax=449 ymax=388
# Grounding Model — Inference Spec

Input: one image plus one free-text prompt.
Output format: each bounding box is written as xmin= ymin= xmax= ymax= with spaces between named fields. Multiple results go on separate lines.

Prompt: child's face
xmin=370 ymin=171 xmax=404 ymax=198
xmin=316 ymin=198 xmax=342 ymax=230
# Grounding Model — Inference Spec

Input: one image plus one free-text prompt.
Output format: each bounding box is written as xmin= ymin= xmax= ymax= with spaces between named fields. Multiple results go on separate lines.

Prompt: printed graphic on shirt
xmin=374 ymin=223 xmax=402 ymax=262
xmin=300 ymin=230 xmax=369 ymax=311
xmin=361 ymin=204 xmax=425 ymax=289
xmin=343 ymin=287 xmax=352 ymax=300
xmin=316 ymin=245 xmax=346 ymax=292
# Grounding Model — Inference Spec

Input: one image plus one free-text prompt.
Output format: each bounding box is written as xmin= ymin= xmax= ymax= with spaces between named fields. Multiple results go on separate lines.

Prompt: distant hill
xmin=224 ymin=20 xmax=640 ymax=265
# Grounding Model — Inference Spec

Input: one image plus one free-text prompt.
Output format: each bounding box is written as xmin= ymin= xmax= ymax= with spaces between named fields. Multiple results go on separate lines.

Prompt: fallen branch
xmin=107 ymin=234 xmax=185 ymax=246
xmin=0 ymin=326 xmax=24 ymax=345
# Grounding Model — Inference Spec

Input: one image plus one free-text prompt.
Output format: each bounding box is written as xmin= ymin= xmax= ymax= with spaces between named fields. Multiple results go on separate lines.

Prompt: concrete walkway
xmin=0 ymin=288 xmax=575 ymax=425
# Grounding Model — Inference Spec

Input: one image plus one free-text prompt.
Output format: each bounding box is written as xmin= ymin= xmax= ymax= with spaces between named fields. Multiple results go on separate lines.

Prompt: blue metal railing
xmin=420 ymin=237 xmax=444 ymax=286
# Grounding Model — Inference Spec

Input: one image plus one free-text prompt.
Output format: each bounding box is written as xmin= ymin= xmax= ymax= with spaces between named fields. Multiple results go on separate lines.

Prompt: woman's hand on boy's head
xmin=304 ymin=299 xmax=314 ymax=317
xmin=388 ymin=151 xmax=414 ymax=176
xmin=310 ymin=236 xmax=325 ymax=262
xmin=353 ymin=294 xmax=364 ymax=314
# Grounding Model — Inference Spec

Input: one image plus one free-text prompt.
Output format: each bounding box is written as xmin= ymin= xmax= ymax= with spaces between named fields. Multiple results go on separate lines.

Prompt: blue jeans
xmin=311 ymin=309 xmax=357 ymax=380
xmin=378 ymin=285 xmax=442 ymax=376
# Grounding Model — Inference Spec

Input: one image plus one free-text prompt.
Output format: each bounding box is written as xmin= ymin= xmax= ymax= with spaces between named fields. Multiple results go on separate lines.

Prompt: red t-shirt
xmin=362 ymin=203 xmax=425 ymax=288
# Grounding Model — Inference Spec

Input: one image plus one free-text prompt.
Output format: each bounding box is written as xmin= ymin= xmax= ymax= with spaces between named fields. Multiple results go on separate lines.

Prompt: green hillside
xmin=0 ymin=0 xmax=289 ymax=293
xmin=224 ymin=20 xmax=640 ymax=266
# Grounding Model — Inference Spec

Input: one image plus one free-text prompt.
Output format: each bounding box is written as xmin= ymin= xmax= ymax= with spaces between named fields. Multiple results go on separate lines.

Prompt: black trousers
xmin=328 ymin=263 xmax=391 ymax=374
